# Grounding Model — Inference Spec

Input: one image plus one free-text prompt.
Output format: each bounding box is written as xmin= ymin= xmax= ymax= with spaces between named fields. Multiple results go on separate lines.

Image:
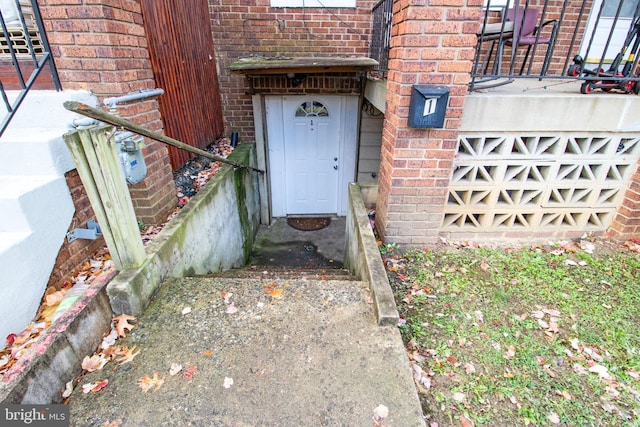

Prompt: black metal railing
xmin=0 ymin=0 xmax=61 ymax=137
xmin=369 ymin=0 xmax=640 ymax=93
xmin=370 ymin=0 xmax=393 ymax=77
xmin=471 ymin=0 xmax=640 ymax=92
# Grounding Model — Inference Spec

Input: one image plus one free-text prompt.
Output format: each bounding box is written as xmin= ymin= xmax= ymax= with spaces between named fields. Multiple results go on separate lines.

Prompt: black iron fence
xmin=472 ymin=0 xmax=640 ymax=92
xmin=370 ymin=0 xmax=393 ymax=77
xmin=0 ymin=0 xmax=61 ymax=137
xmin=370 ymin=0 xmax=640 ymax=94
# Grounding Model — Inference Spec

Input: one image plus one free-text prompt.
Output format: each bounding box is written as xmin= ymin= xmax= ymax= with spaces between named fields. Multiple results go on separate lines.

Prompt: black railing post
xmin=0 ymin=0 xmax=61 ymax=137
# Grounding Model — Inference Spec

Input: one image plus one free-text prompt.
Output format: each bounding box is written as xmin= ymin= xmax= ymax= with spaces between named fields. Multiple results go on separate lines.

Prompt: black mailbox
xmin=408 ymin=85 xmax=450 ymax=128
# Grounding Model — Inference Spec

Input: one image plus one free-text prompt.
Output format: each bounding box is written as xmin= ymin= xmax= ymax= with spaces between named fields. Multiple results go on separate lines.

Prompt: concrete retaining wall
xmin=108 ymin=143 xmax=261 ymax=316
xmin=0 ymin=143 xmax=260 ymax=404
xmin=344 ymin=182 xmax=398 ymax=326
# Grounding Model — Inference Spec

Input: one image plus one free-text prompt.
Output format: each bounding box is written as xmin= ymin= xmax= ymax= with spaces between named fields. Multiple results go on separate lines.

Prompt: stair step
xmin=209 ymin=266 xmax=359 ymax=281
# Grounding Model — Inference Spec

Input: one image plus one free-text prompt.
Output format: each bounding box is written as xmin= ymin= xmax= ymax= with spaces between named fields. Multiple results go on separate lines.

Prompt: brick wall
xmin=38 ymin=0 xmax=177 ymax=288
xmin=40 ymin=0 xmax=176 ymax=227
xmin=610 ymin=159 xmax=640 ymax=238
xmin=375 ymin=0 xmax=481 ymax=246
xmin=209 ymin=0 xmax=377 ymax=141
xmin=46 ymin=169 xmax=106 ymax=290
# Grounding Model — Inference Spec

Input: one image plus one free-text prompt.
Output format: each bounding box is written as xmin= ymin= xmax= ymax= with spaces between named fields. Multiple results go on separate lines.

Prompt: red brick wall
xmin=610 ymin=159 xmax=640 ymax=239
xmin=40 ymin=0 xmax=176 ymax=227
xmin=209 ymin=0 xmax=377 ymax=141
xmin=375 ymin=0 xmax=481 ymax=246
xmin=37 ymin=0 xmax=177 ymax=288
xmin=47 ymin=170 xmax=106 ymax=291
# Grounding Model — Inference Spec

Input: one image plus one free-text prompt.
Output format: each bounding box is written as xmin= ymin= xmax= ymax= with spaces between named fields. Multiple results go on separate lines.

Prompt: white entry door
xmin=266 ymin=95 xmax=358 ymax=217
xmin=285 ymin=98 xmax=340 ymax=214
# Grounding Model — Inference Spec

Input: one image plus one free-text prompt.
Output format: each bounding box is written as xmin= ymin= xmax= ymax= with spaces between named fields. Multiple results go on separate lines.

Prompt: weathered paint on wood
xmin=63 ymin=101 xmax=263 ymax=173
xmin=63 ymin=126 xmax=146 ymax=270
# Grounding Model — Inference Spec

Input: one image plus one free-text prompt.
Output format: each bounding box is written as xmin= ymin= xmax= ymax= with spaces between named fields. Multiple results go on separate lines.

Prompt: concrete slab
xmin=250 ymin=216 xmax=346 ymax=268
xmin=67 ymin=276 xmax=425 ymax=426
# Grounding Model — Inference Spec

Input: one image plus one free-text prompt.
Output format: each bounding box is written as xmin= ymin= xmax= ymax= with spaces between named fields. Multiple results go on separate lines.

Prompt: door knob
xmin=333 ymin=165 xmax=338 ymax=170
xmin=334 ymin=157 xmax=338 ymax=161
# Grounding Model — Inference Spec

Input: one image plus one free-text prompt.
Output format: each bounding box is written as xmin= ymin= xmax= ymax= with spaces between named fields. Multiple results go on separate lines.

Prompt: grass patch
xmin=385 ymin=242 xmax=640 ymax=426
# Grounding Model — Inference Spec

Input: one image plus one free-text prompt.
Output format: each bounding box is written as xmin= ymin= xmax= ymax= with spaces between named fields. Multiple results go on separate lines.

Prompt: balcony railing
xmin=370 ymin=0 xmax=393 ymax=78
xmin=369 ymin=0 xmax=640 ymax=94
xmin=473 ymin=0 xmax=640 ymax=92
xmin=0 ymin=0 xmax=61 ymax=137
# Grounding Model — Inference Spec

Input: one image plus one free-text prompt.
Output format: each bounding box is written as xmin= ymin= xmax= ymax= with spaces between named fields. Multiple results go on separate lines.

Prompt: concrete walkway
xmin=67 ymin=218 xmax=426 ymax=426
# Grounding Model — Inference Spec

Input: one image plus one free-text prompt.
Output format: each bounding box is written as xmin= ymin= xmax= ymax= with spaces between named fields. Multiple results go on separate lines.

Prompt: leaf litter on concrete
xmin=384 ymin=237 xmax=640 ymax=426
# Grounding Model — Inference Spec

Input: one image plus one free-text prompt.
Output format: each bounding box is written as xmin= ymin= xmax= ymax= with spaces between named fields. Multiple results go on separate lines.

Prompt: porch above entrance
xmin=229 ymin=56 xmax=378 ymax=75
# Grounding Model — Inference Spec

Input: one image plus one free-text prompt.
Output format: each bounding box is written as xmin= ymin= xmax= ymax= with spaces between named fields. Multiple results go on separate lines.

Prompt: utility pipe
xmin=63 ymin=101 xmax=264 ymax=174
xmin=103 ymin=88 xmax=165 ymax=109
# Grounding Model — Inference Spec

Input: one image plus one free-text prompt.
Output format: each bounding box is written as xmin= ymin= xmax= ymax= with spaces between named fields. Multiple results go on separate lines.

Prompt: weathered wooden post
xmin=63 ymin=126 xmax=146 ymax=270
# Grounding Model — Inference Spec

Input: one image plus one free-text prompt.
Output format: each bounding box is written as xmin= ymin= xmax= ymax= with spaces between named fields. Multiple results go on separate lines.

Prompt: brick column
xmin=609 ymin=160 xmax=640 ymax=239
xmin=40 ymin=0 xmax=175 ymax=227
xmin=376 ymin=0 xmax=481 ymax=246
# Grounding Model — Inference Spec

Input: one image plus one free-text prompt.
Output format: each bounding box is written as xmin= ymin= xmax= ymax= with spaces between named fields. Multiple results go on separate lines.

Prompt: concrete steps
xmin=0 ymin=90 xmax=96 ymax=341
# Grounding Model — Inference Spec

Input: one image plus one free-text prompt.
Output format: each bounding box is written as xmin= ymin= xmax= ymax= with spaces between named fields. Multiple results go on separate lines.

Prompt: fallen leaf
xmin=464 ymin=363 xmax=476 ymax=374
xmin=82 ymin=354 xmax=107 ymax=372
xmin=226 ymin=302 xmax=238 ymax=314
xmin=589 ymin=364 xmax=611 ymax=379
xmin=548 ymin=412 xmax=561 ymax=424
xmin=223 ymin=377 xmax=234 ymax=388
xmin=103 ymin=420 xmax=123 ymax=427
xmin=573 ymin=363 xmax=588 ymax=375
xmin=474 ymin=310 xmax=484 ymax=322
xmin=452 ymin=392 xmax=466 ymax=402
xmin=460 ymin=413 xmax=474 ymax=427
xmin=138 ymin=372 xmax=165 ymax=392
xmin=82 ymin=379 xmax=108 ymax=393
xmin=504 ymin=345 xmax=516 ymax=360
xmin=181 ymin=306 xmax=192 ymax=315
xmin=115 ymin=345 xmax=140 ymax=366
xmin=169 ymin=363 xmax=182 ymax=376
xmin=45 ymin=290 xmax=67 ymax=307
xmin=101 ymin=328 xmax=118 ymax=350
xmin=480 ymin=262 xmax=489 ymax=270
xmin=537 ymin=318 xmax=549 ymax=329
xmin=62 ymin=381 xmax=73 ymax=398
xmin=203 ymin=349 xmax=213 ymax=357
xmin=113 ymin=314 xmax=136 ymax=338
xmin=183 ymin=365 xmax=197 ymax=379
xmin=373 ymin=404 xmax=389 ymax=420
xmin=269 ymin=288 xmax=284 ymax=299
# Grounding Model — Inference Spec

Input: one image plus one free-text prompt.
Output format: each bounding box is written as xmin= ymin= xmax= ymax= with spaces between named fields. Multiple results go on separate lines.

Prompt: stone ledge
xmin=344 ymin=182 xmax=400 ymax=326
xmin=0 ymin=271 xmax=115 ymax=404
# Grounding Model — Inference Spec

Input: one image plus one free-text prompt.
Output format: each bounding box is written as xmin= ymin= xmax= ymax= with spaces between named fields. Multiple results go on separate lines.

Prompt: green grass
xmin=385 ymin=243 xmax=640 ymax=426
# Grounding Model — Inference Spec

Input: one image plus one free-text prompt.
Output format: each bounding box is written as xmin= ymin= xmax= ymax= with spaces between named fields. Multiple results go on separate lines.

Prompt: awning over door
xmin=229 ymin=56 xmax=378 ymax=75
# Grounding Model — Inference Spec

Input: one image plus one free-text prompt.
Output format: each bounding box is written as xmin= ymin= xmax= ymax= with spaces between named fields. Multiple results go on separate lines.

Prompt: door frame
xmin=253 ymin=94 xmax=359 ymax=222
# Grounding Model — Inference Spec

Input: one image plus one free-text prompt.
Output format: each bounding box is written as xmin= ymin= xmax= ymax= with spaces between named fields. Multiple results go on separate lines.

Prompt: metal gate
xmin=140 ymin=0 xmax=224 ymax=170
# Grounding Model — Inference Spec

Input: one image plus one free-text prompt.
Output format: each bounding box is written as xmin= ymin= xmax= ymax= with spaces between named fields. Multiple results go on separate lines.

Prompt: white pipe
xmin=103 ymin=88 xmax=164 ymax=109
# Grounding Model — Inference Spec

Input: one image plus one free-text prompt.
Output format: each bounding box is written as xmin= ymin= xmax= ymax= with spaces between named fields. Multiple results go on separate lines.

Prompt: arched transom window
xmin=295 ymin=100 xmax=329 ymax=117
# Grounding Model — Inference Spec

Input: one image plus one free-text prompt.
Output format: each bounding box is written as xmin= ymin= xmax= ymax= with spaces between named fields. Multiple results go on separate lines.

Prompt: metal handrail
xmin=63 ymin=101 xmax=264 ymax=174
xmin=0 ymin=0 xmax=61 ymax=137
